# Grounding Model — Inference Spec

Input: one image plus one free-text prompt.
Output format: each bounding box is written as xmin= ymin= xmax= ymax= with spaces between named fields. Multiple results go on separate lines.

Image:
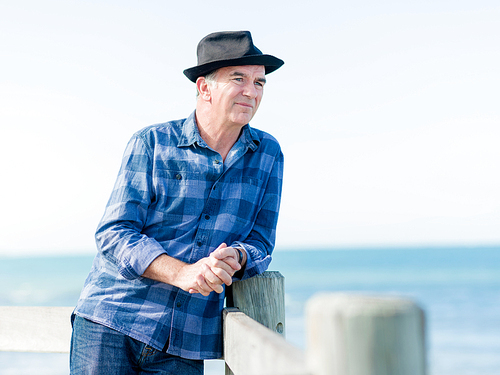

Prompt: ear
xmin=196 ymin=76 xmax=211 ymax=100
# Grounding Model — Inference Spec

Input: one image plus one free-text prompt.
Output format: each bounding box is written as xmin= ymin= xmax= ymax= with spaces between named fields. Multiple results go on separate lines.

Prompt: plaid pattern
xmin=74 ymin=111 xmax=283 ymax=359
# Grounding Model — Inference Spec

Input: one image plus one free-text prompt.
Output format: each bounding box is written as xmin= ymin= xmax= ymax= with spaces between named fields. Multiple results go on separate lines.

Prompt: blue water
xmin=271 ymin=246 xmax=500 ymax=375
xmin=1 ymin=246 xmax=499 ymax=374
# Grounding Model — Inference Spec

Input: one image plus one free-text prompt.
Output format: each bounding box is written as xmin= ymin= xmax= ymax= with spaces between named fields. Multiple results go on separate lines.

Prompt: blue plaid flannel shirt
xmin=73 ymin=111 xmax=283 ymax=359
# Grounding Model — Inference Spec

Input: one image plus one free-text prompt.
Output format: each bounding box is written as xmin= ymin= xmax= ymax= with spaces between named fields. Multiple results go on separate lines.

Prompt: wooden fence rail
xmin=0 ymin=306 xmax=73 ymax=353
xmin=0 ymin=271 xmax=427 ymax=375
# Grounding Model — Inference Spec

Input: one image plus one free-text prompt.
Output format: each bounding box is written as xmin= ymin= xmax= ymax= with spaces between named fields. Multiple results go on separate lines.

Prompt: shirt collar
xmin=178 ymin=111 xmax=205 ymax=147
xmin=240 ymin=124 xmax=260 ymax=152
xmin=178 ymin=111 xmax=260 ymax=151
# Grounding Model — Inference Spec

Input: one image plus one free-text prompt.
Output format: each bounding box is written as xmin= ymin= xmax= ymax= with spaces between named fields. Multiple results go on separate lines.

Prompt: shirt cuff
xmin=118 ymin=238 xmax=167 ymax=280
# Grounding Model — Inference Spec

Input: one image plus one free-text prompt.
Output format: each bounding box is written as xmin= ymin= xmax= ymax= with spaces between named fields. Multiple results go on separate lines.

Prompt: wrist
xmin=236 ymin=248 xmax=243 ymax=265
xmin=234 ymin=247 xmax=247 ymax=267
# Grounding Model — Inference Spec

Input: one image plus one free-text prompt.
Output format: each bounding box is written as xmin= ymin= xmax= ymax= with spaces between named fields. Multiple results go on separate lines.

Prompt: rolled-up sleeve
xmin=231 ymin=148 xmax=284 ymax=280
xmin=95 ymin=134 xmax=166 ymax=280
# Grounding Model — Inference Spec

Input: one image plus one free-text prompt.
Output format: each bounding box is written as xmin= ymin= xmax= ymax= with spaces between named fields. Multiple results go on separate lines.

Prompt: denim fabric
xmin=70 ymin=315 xmax=203 ymax=375
xmin=73 ymin=111 xmax=284 ymax=359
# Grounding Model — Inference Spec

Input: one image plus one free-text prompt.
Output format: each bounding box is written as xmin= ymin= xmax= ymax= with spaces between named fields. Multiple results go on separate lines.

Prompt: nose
xmin=243 ymin=82 xmax=258 ymax=99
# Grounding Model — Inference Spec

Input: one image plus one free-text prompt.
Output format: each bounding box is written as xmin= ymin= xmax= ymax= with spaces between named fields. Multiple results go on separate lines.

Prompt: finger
xmin=209 ymin=265 xmax=233 ymax=286
xmin=212 ymin=243 xmax=227 ymax=256
xmin=220 ymin=255 xmax=241 ymax=271
xmin=202 ymin=266 xmax=225 ymax=292
xmin=209 ymin=250 xmax=241 ymax=271
xmin=208 ymin=256 xmax=239 ymax=275
xmin=195 ymin=268 xmax=214 ymax=296
xmin=203 ymin=277 xmax=223 ymax=294
xmin=210 ymin=283 xmax=223 ymax=294
xmin=204 ymin=266 xmax=227 ymax=293
xmin=211 ymin=244 xmax=235 ymax=260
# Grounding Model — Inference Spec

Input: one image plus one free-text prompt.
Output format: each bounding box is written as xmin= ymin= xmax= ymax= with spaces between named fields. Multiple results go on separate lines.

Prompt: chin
xmin=233 ymin=113 xmax=254 ymax=126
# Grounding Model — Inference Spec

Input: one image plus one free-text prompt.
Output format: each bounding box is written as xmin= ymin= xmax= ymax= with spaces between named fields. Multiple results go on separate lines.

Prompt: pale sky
xmin=1 ymin=0 xmax=499 ymax=255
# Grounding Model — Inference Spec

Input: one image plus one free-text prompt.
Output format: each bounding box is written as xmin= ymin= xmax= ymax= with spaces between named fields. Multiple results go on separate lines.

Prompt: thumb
xmin=211 ymin=243 xmax=227 ymax=258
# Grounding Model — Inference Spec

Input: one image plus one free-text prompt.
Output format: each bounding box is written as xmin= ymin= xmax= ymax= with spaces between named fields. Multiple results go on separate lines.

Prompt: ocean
xmin=0 ymin=246 xmax=499 ymax=375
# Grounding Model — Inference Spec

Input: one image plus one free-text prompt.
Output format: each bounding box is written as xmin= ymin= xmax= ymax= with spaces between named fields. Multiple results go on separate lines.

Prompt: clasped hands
xmin=179 ymin=243 xmax=242 ymax=296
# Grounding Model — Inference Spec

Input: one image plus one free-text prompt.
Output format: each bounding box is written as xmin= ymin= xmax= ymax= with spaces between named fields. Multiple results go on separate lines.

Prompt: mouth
xmin=236 ymin=102 xmax=253 ymax=109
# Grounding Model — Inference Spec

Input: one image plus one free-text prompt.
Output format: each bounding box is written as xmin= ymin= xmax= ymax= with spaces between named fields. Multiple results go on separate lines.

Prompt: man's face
xmin=208 ymin=65 xmax=266 ymax=128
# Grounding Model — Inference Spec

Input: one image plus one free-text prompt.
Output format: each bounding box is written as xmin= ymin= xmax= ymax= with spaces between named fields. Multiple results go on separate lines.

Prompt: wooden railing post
xmin=224 ymin=271 xmax=289 ymax=375
xmin=306 ymin=293 xmax=426 ymax=375
xmin=229 ymin=271 xmax=285 ymax=336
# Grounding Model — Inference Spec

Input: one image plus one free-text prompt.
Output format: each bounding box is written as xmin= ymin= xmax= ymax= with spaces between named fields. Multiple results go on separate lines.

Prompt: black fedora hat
xmin=183 ymin=31 xmax=284 ymax=83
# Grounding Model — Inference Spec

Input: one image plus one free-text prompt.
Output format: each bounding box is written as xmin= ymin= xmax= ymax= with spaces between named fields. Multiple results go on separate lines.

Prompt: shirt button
xmin=205 ymin=215 xmax=210 ymax=220
xmin=214 ymin=159 xmax=220 ymax=164
xmin=176 ymin=302 xmax=182 ymax=308
xmin=175 ymin=174 xmax=182 ymax=180
xmin=197 ymin=241 xmax=202 ymax=247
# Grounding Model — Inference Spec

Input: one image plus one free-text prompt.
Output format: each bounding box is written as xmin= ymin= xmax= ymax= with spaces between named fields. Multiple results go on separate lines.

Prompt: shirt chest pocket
xmin=153 ymin=169 xmax=206 ymax=216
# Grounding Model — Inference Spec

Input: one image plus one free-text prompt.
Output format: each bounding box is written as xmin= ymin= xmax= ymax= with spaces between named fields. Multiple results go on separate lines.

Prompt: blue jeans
xmin=70 ymin=315 xmax=204 ymax=375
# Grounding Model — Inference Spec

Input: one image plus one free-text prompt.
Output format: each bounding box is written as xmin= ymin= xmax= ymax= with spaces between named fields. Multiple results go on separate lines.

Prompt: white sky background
xmin=1 ymin=0 xmax=499 ymax=255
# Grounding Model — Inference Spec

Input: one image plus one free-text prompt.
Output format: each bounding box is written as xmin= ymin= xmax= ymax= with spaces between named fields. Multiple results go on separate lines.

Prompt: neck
xmin=195 ymin=107 xmax=243 ymax=162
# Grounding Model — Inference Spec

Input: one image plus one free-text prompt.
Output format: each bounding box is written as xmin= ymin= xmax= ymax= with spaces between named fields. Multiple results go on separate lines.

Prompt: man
xmin=70 ymin=30 xmax=284 ymax=374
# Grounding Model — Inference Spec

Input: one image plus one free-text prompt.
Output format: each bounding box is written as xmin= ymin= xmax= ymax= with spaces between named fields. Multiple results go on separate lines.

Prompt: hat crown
xmin=183 ymin=30 xmax=283 ymax=82
xmin=197 ymin=31 xmax=262 ymax=65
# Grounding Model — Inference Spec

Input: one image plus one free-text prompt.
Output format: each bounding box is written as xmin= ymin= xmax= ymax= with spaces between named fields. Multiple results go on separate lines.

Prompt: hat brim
xmin=183 ymin=54 xmax=284 ymax=83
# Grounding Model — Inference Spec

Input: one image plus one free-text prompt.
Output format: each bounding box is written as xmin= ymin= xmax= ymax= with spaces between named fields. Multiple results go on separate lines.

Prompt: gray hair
xmin=196 ymin=69 xmax=219 ymax=97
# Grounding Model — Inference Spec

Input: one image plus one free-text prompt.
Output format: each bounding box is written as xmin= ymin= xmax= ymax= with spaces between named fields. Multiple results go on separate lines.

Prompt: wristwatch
xmin=235 ymin=247 xmax=244 ymax=265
